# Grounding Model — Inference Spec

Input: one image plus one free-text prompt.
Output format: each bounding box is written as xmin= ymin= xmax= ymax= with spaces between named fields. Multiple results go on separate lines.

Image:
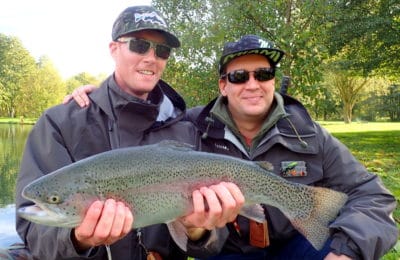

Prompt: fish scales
xmin=18 ymin=141 xmax=348 ymax=250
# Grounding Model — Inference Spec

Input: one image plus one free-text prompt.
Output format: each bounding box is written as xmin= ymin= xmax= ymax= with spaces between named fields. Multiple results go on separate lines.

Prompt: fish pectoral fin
xmin=239 ymin=204 xmax=266 ymax=223
xmin=166 ymin=220 xmax=188 ymax=252
xmin=255 ymin=161 xmax=274 ymax=171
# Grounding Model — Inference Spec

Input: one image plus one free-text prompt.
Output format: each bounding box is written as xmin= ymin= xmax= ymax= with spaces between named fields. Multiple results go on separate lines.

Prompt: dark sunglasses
xmin=221 ymin=68 xmax=275 ymax=84
xmin=118 ymin=37 xmax=172 ymax=60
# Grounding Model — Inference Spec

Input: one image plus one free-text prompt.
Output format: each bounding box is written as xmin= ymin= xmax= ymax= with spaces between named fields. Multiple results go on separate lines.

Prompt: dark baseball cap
xmin=219 ymin=35 xmax=285 ymax=75
xmin=112 ymin=5 xmax=180 ymax=48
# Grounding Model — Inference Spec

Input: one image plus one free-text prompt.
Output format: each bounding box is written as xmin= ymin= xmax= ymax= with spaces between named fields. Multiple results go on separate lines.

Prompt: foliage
xmin=324 ymin=0 xmax=400 ymax=77
xmin=17 ymin=56 xmax=66 ymax=118
xmin=0 ymin=33 xmax=105 ymax=118
xmin=153 ymin=0 xmax=399 ymax=123
xmin=65 ymin=72 xmax=105 ymax=94
xmin=380 ymin=85 xmax=400 ymax=121
xmin=154 ymin=0 xmax=331 ymax=107
xmin=0 ymin=1 xmax=399 ymax=121
xmin=324 ymin=68 xmax=370 ymax=123
xmin=0 ymin=34 xmax=37 ymax=117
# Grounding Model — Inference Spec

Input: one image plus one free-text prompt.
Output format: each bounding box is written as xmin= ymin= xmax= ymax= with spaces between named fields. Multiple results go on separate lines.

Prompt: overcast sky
xmin=0 ymin=0 xmax=151 ymax=79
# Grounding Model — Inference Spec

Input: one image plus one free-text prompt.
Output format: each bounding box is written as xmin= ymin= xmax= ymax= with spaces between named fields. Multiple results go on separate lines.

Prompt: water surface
xmin=0 ymin=123 xmax=33 ymax=247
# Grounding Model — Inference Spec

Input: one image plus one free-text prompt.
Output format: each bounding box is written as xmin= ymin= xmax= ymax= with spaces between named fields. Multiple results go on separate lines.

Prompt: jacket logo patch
xmin=280 ymin=161 xmax=307 ymax=177
xmin=214 ymin=143 xmax=229 ymax=151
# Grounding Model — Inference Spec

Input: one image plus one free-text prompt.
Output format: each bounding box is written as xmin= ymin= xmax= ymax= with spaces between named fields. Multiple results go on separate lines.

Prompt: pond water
xmin=0 ymin=123 xmax=33 ymax=247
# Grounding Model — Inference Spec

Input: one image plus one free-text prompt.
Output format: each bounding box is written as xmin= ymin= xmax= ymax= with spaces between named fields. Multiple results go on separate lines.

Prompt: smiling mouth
xmin=244 ymin=96 xmax=262 ymax=101
xmin=139 ymin=70 xmax=154 ymax=75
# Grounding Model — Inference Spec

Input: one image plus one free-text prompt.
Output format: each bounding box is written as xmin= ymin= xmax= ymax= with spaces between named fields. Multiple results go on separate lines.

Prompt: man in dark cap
xmin=15 ymin=6 xmax=244 ymax=260
xmin=188 ymin=34 xmax=397 ymax=259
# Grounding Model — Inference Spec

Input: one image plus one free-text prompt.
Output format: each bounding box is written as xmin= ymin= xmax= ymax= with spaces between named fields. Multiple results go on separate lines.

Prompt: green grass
xmin=319 ymin=121 xmax=400 ymax=133
xmin=322 ymin=122 xmax=400 ymax=259
xmin=0 ymin=117 xmax=36 ymax=125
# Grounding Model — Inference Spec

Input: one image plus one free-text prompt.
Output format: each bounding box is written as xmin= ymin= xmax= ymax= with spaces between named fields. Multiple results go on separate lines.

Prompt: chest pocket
xmin=261 ymin=146 xmax=323 ymax=186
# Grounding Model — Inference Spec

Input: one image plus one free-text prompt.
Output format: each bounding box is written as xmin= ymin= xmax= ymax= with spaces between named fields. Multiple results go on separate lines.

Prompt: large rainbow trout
xmin=18 ymin=141 xmax=347 ymax=250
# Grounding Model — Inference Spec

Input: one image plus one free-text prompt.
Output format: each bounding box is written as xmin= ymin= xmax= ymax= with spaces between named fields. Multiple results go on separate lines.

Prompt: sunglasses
xmin=118 ymin=37 xmax=172 ymax=60
xmin=221 ymin=68 xmax=275 ymax=84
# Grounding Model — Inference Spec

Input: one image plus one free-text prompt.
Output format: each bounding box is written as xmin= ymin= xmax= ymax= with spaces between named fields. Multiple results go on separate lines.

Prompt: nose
xmin=245 ymin=72 xmax=259 ymax=89
xmin=142 ymin=47 xmax=157 ymax=61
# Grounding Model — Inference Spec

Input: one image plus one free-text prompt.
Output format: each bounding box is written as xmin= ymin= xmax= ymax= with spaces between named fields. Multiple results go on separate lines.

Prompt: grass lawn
xmin=0 ymin=117 xmax=36 ymax=125
xmin=321 ymin=122 xmax=400 ymax=259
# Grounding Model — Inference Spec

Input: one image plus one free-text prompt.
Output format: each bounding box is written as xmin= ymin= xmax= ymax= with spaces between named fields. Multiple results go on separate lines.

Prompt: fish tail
xmin=291 ymin=187 xmax=348 ymax=250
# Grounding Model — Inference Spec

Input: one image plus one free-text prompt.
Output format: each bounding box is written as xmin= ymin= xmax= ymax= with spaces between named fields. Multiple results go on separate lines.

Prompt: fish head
xmin=18 ymin=169 xmax=98 ymax=228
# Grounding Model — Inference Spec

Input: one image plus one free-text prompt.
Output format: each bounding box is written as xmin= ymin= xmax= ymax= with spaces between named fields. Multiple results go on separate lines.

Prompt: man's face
xmin=110 ymin=30 xmax=169 ymax=99
xmin=219 ymin=54 xmax=275 ymax=122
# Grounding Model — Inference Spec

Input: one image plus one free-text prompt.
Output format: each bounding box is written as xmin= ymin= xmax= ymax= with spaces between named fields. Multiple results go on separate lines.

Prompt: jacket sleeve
xmin=15 ymin=111 xmax=102 ymax=259
xmin=318 ymin=125 xmax=398 ymax=259
xmin=167 ymin=221 xmax=229 ymax=258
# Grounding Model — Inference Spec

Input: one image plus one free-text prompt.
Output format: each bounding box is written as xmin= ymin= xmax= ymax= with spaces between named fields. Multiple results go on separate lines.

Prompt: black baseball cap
xmin=112 ymin=6 xmax=180 ymax=48
xmin=219 ymin=35 xmax=285 ymax=75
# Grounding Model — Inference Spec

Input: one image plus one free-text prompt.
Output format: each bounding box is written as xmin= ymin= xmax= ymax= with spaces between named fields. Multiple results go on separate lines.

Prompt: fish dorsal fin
xmin=255 ymin=161 xmax=274 ymax=171
xmin=157 ymin=140 xmax=195 ymax=152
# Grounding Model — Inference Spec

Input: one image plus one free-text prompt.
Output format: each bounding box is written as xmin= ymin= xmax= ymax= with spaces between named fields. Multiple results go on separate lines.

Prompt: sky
xmin=0 ymin=0 xmax=152 ymax=79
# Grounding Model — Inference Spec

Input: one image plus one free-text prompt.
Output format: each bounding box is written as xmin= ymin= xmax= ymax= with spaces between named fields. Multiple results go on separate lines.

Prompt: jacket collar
xmin=194 ymin=92 xmax=318 ymax=155
xmin=208 ymin=92 xmax=287 ymax=149
xmin=90 ymin=75 xmax=187 ymax=130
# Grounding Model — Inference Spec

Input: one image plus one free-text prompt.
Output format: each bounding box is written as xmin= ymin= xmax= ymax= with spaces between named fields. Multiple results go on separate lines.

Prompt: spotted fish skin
xmin=18 ymin=141 xmax=347 ymax=250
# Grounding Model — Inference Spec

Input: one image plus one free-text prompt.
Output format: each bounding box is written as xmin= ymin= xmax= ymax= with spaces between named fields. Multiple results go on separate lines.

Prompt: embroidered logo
xmin=134 ymin=12 xmax=167 ymax=27
xmin=280 ymin=161 xmax=307 ymax=177
xmin=214 ymin=143 xmax=229 ymax=151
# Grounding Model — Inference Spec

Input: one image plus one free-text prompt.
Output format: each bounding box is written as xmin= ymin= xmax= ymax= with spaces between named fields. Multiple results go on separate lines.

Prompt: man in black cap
xmin=15 ymin=5 xmax=244 ymax=260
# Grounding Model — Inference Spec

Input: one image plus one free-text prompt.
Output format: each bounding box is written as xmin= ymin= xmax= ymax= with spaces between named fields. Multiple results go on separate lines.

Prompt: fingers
xmin=198 ymin=186 xmax=222 ymax=229
xmin=182 ymin=182 xmax=244 ymax=231
xmin=73 ymin=199 xmax=133 ymax=250
xmin=63 ymin=85 xmax=96 ymax=107
xmin=72 ymin=85 xmax=94 ymax=107
xmin=62 ymin=94 xmax=73 ymax=105
xmin=208 ymin=182 xmax=244 ymax=224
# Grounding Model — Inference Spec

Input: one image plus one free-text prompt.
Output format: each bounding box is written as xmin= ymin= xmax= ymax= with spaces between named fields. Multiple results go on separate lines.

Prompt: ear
xmin=219 ymin=78 xmax=227 ymax=96
xmin=109 ymin=41 xmax=118 ymax=59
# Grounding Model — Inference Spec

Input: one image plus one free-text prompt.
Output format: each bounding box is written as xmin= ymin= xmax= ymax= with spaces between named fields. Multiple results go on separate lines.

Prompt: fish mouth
xmin=18 ymin=204 xmax=79 ymax=228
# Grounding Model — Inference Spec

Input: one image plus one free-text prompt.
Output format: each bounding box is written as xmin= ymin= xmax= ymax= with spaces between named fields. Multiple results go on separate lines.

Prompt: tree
xmin=153 ymin=0 xmax=332 ymax=107
xmin=381 ymin=84 xmax=400 ymax=121
xmin=325 ymin=69 xmax=369 ymax=123
xmin=13 ymin=56 xmax=66 ymax=118
xmin=0 ymin=34 xmax=37 ymax=117
xmin=65 ymin=72 xmax=105 ymax=95
xmin=324 ymin=0 xmax=400 ymax=77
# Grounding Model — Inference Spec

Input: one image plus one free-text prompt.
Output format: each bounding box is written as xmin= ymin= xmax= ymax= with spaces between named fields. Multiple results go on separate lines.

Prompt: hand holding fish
xmin=181 ymin=182 xmax=244 ymax=232
xmin=72 ymin=199 xmax=133 ymax=251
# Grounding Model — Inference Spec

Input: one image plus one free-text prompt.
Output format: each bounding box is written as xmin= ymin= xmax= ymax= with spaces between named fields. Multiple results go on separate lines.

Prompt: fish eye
xmin=47 ymin=195 xmax=61 ymax=204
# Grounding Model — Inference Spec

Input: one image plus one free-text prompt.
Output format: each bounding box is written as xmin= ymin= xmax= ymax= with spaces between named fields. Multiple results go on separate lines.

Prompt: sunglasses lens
xmin=155 ymin=45 xmax=171 ymax=59
xmin=255 ymin=68 xmax=275 ymax=81
xmin=224 ymin=68 xmax=275 ymax=84
xmin=129 ymin=39 xmax=150 ymax=54
xmin=228 ymin=70 xmax=249 ymax=83
xmin=127 ymin=39 xmax=171 ymax=60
